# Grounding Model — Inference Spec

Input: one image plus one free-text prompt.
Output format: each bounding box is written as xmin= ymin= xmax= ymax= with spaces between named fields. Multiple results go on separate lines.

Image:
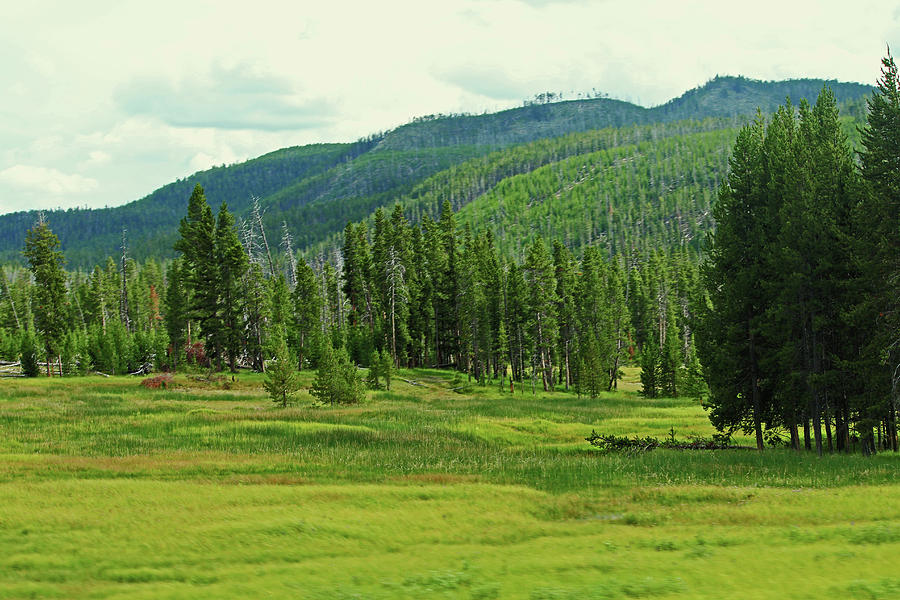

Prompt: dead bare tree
xmin=251 ymin=196 xmax=276 ymax=279
xmin=120 ymin=229 xmax=131 ymax=332
xmin=0 ymin=267 xmax=20 ymax=330
xmin=280 ymin=221 xmax=297 ymax=287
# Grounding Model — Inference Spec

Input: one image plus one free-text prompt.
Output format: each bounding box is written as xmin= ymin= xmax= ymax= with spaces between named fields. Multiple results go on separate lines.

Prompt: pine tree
xmin=164 ymin=259 xmax=189 ymax=371
xmin=243 ymin=262 xmax=270 ymax=372
xmin=215 ymin=202 xmax=248 ymax=372
xmin=438 ymin=200 xmax=461 ymax=367
xmin=379 ymin=349 xmax=393 ymax=391
xmin=365 ymin=349 xmax=381 ymax=390
xmin=20 ymin=329 xmax=39 ymax=377
xmin=23 ymin=216 xmax=68 ymax=377
xmin=606 ymin=260 xmax=630 ymax=391
xmin=175 ymin=184 xmax=221 ymax=365
xmin=856 ymin=50 xmax=900 ymax=452
xmin=553 ymin=241 xmax=576 ymax=390
xmin=291 ymin=259 xmax=323 ymax=370
xmin=385 ymin=247 xmax=408 ymax=366
xmin=264 ymin=338 xmax=301 ymax=408
xmin=575 ymin=247 xmax=613 ymax=395
xmin=696 ymin=116 xmax=770 ymax=449
xmin=523 ymin=237 xmax=558 ymax=391
xmin=311 ymin=341 xmax=364 ymax=405
xmin=497 ymin=318 xmax=509 ymax=392
xmin=639 ymin=341 xmax=660 ymax=399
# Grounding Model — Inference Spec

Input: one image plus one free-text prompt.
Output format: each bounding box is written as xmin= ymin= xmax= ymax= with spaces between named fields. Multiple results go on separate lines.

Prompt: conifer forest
xmin=4 ymin=57 xmax=897 ymax=454
xmin=1 ymin=38 xmax=899 ymax=599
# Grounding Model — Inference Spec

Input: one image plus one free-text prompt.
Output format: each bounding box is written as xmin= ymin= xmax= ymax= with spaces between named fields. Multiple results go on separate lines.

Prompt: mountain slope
xmin=0 ymin=76 xmax=871 ymax=267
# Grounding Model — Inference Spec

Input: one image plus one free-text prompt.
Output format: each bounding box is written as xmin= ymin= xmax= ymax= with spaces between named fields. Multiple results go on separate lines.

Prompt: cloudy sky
xmin=1 ymin=0 xmax=898 ymax=215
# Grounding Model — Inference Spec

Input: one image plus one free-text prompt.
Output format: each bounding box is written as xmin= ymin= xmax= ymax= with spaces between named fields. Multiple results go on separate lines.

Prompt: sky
xmin=1 ymin=0 xmax=898 ymax=215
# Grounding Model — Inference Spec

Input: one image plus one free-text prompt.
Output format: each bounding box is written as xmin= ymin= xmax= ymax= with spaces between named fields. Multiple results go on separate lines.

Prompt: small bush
xmin=20 ymin=331 xmax=40 ymax=377
xmin=585 ymin=430 xmax=732 ymax=452
xmin=184 ymin=341 xmax=208 ymax=367
xmin=311 ymin=342 xmax=364 ymax=405
xmin=141 ymin=373 xmax=174 ymax=389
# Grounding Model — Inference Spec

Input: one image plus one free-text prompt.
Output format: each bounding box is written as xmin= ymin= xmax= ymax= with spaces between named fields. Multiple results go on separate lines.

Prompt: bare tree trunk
xmin=2 ymin=268 xmax=20 ymax=330
xmin=536 ymin=314 xmax=548 ymax=392
xmin=252 ymin=197 xmax=276 ymax=279
xmin=281 ymin=221 xmax=297 ymax=287
xmin=120 ymin=229 xmax=131 ymax=332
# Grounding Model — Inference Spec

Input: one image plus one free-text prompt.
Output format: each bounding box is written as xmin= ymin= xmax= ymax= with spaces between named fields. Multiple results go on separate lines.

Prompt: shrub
xmin=185 ymin=341 xmax=208 ymax=367
xmin=141 ymin=373 xmax=174 ymax=389
xmin=311 ymin=342 xmax=364 ymax=405
xmin=585 ymin=430 xmax=732 ymax=452
xmin=264 ymin=340 xmax=301 ymax=408
xmin=20 ymin=331 xmax=40 ymax=377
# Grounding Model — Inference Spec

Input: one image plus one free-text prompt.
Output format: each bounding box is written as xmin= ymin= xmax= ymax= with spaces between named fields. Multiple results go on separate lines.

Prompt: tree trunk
xmin=790 ymin=422 xmax=800 ymax=451
xmin=803 ymin=411 xmax=811 ymax=451
xmin=748 ymin=329 xmax=764 ymax=451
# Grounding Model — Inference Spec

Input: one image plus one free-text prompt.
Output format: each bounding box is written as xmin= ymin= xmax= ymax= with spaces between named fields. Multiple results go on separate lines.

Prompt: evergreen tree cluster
xmin=698 ymin=55 xmax=900 ymax=454
xmin=335 ymin=200 xmax=701 ymax=399
xmin=0 ymin=58 xmax=893 ymax=458
xmin=1 ymin=184 xmax=706 ymax=406
xmin=0 ymin=222 xmax=170 ymax=376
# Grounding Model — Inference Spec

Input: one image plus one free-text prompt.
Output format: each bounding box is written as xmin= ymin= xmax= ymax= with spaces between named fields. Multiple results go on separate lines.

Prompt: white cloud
xmin=0 ymin=165 xmax=98 ymax=195
xmin=115 ymin=62 xmax=338 ymax=131
xmin=83 ymin=150 xmax=111 ymax=167
xmin=0 ymin=0 xmax=897 ymax=215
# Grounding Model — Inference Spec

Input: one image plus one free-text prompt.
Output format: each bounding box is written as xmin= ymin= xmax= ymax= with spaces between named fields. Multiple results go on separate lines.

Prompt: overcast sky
xmin=1 ymin=0 xmax=898 ymax=215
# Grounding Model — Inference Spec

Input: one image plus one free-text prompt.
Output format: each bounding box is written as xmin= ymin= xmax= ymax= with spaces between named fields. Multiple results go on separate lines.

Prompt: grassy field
xmin=1 ymin=367 xmax=899 ymax=599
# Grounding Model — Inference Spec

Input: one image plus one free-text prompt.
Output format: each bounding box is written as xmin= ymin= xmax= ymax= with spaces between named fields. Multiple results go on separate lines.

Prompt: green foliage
xmin=639 ymin=344 xmax=660 ymax=399
xmin=585 ymin=430 xmax=732 ymax=452
xmin=0 ymin=78 xmax=871 ymax=269
xmin=23 ymin=217 xmax=68 ymax=373
xmin=698 ymin=68 xmax=895 ymax=454
xmin=215 ymin=202 xmax=248 ymax=372
xmin=365 ymin=349 xmax=381 ymax=390
xmin=379 ymin=349 xmax=393 ymax=391
xmin=19 ymin=329 xmax=39 ymax=377
xmin=290 ymin=258 xmax=323 ymax=370
xmin=311 ymin=341 xmax=364 ymax=405
xmin=263 ymin=340 xmax=301 ymax=408
xmin=175 ymin=184 xmax=221 ymax=363
xmin=164 ymin=259 xmax=188 ymax=371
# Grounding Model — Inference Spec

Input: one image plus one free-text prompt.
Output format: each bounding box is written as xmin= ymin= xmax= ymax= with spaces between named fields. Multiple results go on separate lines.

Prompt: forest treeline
xmin=1 ymin=189 xmax=705 ymax=404
xmin=697 ymin=55 xmax=900 ymax=455
xmin=0 ymin=77 xmax=870 ymax=268
xmin=0 ymin=59 xmax=895 ymax=455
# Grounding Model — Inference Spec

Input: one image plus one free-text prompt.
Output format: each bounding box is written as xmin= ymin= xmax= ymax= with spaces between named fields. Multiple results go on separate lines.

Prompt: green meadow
xmin=1 ymin=368 xmax=898 ymax=599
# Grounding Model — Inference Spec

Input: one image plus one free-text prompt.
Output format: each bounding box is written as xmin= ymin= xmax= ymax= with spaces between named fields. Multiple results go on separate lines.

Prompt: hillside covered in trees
xmin=0 ymin=76 xmax=870 ymax=268
xmin=1 ymin=60 xmax=897 ymax=455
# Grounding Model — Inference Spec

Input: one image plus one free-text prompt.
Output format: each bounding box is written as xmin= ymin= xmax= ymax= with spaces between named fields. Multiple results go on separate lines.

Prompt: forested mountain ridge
xmin=0 ymin=142 xmax=371 ymax=267
xmin=0 ymin=76 xmax=871 ymax=267
xmin=3 ymin=55 xmax=896 ymax=458
xmin=378 ymin=76 xmax=870 ymax=150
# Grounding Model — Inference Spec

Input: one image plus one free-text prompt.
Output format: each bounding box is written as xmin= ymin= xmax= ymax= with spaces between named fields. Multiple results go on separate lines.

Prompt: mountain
xmin=0 ymin=76 xmax=871 ymax=268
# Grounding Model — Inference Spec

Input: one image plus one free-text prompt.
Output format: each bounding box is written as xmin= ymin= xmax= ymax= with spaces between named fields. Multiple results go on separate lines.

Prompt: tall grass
xmin=1 ymin=371 xmax=898 ymax=598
